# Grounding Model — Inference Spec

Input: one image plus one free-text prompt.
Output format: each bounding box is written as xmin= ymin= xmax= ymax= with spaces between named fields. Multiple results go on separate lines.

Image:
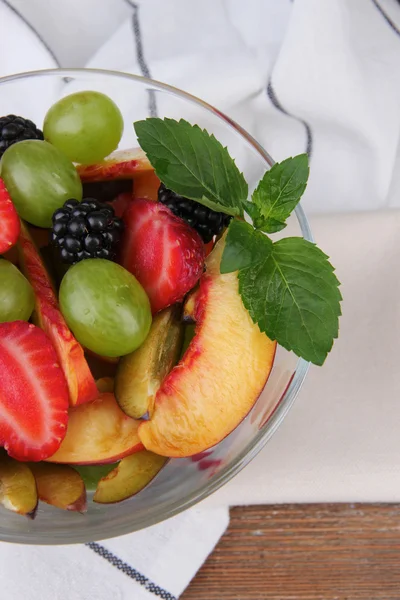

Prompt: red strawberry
xmin=0 ymin=321 xmax=69 ymax=461
xmin=0 ymin=178 xmax=20 ymax=254
xmin=108 ymin=192 xmax=131 ymax=218
xmin=120 ymin=198 xmax=205 ymax=314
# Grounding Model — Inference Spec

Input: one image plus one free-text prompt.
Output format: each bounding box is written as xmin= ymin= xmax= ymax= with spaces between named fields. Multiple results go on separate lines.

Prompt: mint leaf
xmin=220 ymin=219 xmax=272 ymax=274
xmin=247 ymin=155 xmax=309 ymax=233
xmin=237 ymin=237 xmax=341 ymax=366
xmin=134 ymin=118 xmax=247 ymax=216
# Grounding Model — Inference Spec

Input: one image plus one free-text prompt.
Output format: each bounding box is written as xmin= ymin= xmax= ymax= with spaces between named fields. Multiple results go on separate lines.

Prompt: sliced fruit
xmin=132 ymin=171 xmax=160 ymax=201
xmin=115 ymin=306 xmax=184 ymax=419
xmin=18 ymin=223 xmax=98 ymax=406
xmin=96 ymin=377 xmax=115 ymax=394
xmin=77 ymin=148 xmax=153 ymax=182
xmin=94 ymin=450 xmax=167 ymax=504
xmin=0 ymin=259 xmax=35 ymax=323
xmin=0 ymin=455 xmax=37 ymax=517
xmin=0 ymin=321 xmax=69 ymax=461
xmin=182 ymin=286 xmax=200 ymax=323
xmin=139 ymin=236 xmax=277 ymax=457
xmin=46 ymin=393 xmax=143 ymax=465
xmin=109 ymin=192 xmax=131 ymax=218
xmin=29 ymin=462 xmax=86 ymax=512
xmin=0 ymin=178 xmax=20 ymax=254
xmin=73 ymin=463 xmax=117 ymax=490
xmin=120 ymin=198 xmax=205 ymax=314
xmin=59 ymin=259 xmax=152 ymax=357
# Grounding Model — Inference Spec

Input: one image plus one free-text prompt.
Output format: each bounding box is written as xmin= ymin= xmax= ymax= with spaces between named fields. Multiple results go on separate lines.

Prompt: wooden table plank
xmin=182 ymin=504 xmax=400 ymax=600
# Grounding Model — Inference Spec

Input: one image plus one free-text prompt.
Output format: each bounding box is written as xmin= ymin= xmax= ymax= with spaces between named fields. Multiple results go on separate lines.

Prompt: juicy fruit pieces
xmin=59 ymin=259 xmax=152 ymax=358
xmin=120 ymin=198 xmax=205 ymax=314
xmin=115 ymin=306 xmax=184 ymax=419
xmin=46 ymin=393 xmax=143 ymax=465
xmin=139 ymin=237 xmax=277 ymax=457
xmin=0 ymin=114 xmax=43 ymax=158
xmin=158 ymin=183 xmax=231 ymax=243
xmin=51 ymin=198 xmax=124 ymax=265
xmin=0 ymin=321 xmax=69 ymax=461
xmin=96 ymin=377 xmax=115 ymax=393
xmin=18 ymin=223 xmax=98 ymax=406
xmin=0 ymin=178 xmax=20 ymax=253
xmin=44 ymin=91 xmax=124 ymax=164
xmin=29 ymin=462 xmax=86 ymax=512
xmin=1 ymin=140 xmax=82 ymax=228
xmin=77 ymin=148 xmax=153 ymax=182
xmin=94 ymin=450 xmax=167 ymax=504
xmin=0 ymin=259 xmax=35 ymax=323
xmin=0 ymin=455 xmax=38 ymax=516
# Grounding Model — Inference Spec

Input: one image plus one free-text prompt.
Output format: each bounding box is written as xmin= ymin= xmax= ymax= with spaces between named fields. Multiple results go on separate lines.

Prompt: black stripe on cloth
xmin=0 ymin=0 xmax=61 ymax=67
xmin=267 ymin=79 xmax=313 ymax=157
xmin=124 ymin=0 xmax=158 ymax=116
xmin=371 ymin=0 xmax=400 ymax=36
xmin=86 ymin=542 xmax=177 ymax=600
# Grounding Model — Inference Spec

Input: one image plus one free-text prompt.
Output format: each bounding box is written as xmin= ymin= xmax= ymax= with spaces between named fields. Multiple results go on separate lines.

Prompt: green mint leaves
xmin=134 ymin=118 xmax=247 ymax=216
xmin=223 ymin=230 xmax=341 ymax=365
xmin=134 ymin=118 xmax=341 ymax=365
xmin=247 ymin=154 xmax=309 ymax=233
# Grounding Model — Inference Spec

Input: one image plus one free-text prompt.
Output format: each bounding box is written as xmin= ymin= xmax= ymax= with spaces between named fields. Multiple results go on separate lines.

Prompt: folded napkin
xmin=1 ymin=1 xmax=400 ymax=599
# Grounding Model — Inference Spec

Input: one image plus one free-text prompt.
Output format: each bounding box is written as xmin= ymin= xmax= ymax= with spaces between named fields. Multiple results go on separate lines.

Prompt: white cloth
xmin=1 ymin=0 xmax=400 ymax=598
xmin=0 ymin=507 xmax=228 ymax=600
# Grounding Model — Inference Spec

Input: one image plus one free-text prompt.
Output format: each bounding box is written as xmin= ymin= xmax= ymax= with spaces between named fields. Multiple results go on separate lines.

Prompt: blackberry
xmin=0 ymin=115 xmax=44 ymax=158
xmin=158 ymin=184 xmax=232 ymax=243
xmin=51 ymin=198 xmax=124 ymax=264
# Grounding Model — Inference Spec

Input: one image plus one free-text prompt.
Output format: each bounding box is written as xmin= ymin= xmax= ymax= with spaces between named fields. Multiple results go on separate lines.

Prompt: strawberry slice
xmin=120 ymin=198 xmax=205 ymax=314
xmin=18 ymin=223 xmax=98 ymax=406
xmin=0 ymin=321 xmax=69 ymax=461
xmin=0 ymin=178 xmax=20 ymax=254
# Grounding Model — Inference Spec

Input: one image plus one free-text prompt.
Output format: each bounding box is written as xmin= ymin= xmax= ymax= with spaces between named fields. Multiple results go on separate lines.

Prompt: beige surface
xmin=203 ymin=210 xmax=400 ymax=505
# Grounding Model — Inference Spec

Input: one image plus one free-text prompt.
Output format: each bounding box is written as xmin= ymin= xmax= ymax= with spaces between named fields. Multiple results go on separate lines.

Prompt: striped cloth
xmin=1 ymin=1 xmax=400 ymax=598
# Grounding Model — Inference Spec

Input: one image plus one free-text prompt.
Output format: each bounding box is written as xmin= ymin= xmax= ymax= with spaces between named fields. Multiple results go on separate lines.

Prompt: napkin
xmin=1 ymin=1 xmax=400 ymax=599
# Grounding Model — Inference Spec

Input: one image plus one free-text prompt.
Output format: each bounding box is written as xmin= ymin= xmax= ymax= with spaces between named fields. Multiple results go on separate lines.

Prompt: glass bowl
xmin=0 ymin=68 xmax=311 ymax=544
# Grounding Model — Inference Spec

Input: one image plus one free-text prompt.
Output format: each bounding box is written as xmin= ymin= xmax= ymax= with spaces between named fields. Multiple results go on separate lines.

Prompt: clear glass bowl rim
xmin=0 ymin=68 xmax=312 ymax=539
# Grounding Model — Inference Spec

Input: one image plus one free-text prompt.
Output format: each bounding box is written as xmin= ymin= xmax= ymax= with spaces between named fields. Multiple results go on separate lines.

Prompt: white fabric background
xmin=1 ymin=1 xmax=400 ymax=597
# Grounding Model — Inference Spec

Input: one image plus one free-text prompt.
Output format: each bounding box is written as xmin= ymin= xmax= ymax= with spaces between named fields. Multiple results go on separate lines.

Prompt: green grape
xmin=59 ymin=259 xmax=152 ymax=357
xmin=1 ymin=140 xmax=82 ymax=228
xmin=73 ymin=464 xmax=117 ymax=491
xmin=43 ymin=91 xmax=124 ymax=164
xmin=0 ymin=259 xmax=35 ymax=323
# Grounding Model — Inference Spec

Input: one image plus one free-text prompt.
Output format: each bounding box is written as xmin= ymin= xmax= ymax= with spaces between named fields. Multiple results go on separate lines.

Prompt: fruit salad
xmin=0 ymin=91 xmax=341 ymax=518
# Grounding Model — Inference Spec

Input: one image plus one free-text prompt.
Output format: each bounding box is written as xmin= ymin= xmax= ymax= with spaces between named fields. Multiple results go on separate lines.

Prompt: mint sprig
xmin=224 ymin=234 xmax=341 ymax=365
xmin=134 ymin=118 xmax=341 ymax=365
xmin=134 ymin=118 xmax=247 ymax=216
xmin=246 ymin=154 xmax=309 ymax=233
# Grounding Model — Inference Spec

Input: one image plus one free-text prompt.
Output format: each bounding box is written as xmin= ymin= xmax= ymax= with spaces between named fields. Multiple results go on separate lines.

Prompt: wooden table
xmin=183 ymin=504 xmax=400 ymax=600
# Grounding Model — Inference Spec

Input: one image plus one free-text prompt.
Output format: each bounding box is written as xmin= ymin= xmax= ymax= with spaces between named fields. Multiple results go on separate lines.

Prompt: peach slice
xmin=139 ymin=235 xmax=277 ymax=457
xmin=94 ymin=450 xmax=167 ymax=504
xmin=29 ymin=462 xmax=86 ymax=512
xmin=115 ymin=306 xmax=184 ymax=419
xmin=18 ymin=223 xmax=98 ymax=406
xmin=0 ymin=455 xmax=37 ymax=517
xmin=77 ymin=148 xmax=153 ymax=182
xmin=96 ymin=377 xmax=115 ymax=394
xmin=132 ymin=171 xmax=160 ymax=201
xmin=46 ymin=393 xmax=143 ymax=465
